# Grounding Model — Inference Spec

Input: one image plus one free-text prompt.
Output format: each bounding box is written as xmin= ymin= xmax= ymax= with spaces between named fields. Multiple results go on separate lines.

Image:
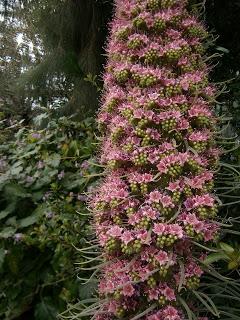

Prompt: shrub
xmin=0 ymin=116 xmax=98 ymax=319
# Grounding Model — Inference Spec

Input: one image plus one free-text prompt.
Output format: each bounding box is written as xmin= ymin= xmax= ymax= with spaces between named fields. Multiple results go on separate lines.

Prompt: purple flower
xmin=42 ymin=191 xmax=52 ymax=200
xmin=77 ymin=194 xmax=87 ymax=202
xmin=13 ymin=233 xmax=24 ymax=242
xmin=26 ymin=176 xmax=34 ymax=184
xmin=58 ymin=170 xmax=65 ymax=180
xmin=45 ymin=211 xmax=54 ymax=218
xmin=31 ymin=133 xmax=42 ymax=139
xmin=37 ymin=161 xmax=45 ymax=169
xmin=81 ymin=160 xmax=90 ymax=170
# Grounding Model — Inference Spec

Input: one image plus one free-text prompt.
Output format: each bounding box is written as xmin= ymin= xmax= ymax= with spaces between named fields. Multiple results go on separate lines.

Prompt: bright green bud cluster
xmin=162 ymin=206 xmax=173 ymax=217
xmin=130 ymin=182 xmax=139 ymax=193
xmin=179 ymin=103 xmax=189 ymax=112
xmin=135 ymin=127 xmax=145 ymax=137
xmin=156 ymin=234 xmax=178 ymax=248
xmin=113 ymin=215 xmax=122 ymax=225
xmin=172 ymin=131 xmax=183 ymax=142
xmin=186 ymin=276 xmax=200 ymax=290
xmin=161 ymin=118 xmax=177 ymax=131
xmin=190 ymin=141 xmax=207 ymax=153
xmin=138 ymin=118 xmax=149 ymax=128
xmin=153 ymin=18 xmax=166 ymax=32
xmin=96 ymin=201 xmax=107 ymax=211
xmin=116 ymin=27 xmax=130 ymax=40
xmin=158 ymin=295 xmax=167 ymax=306
xmin=137 ymin=216 xmax=151 ymax=229
xmin=147 ymin=276 xmax=157 ymax=288
xmin=127 ymin=38 xmax=143 ymax=49
xmin=165 ymin=84 xmax=181 ymax=97
xmin=167 ymin=164 xmax=182 ymax=178
xmin=113 ymin=290 xmax=122 ymax=300
xmin=159 ymin=265 xmax=169 ymax=278
xmin=165 ymin=48 xmax=183 ymax=61
xmin=147 ymin=0 xmax=161 ymax=11
xmin=133 ymin=152 xmax=148 ymax=166
xmin=197 ymin=205 xmax=218 ymax=219
xmin=139 ymin=74 xmax=158 ymax=87
xmin=123 ymin=142 xmax=134 ymax=152
xmin=172 ymin=191 xmax=181 ymax=203
xmin=106 ymin=238 xmax=119 ymax=253
xmin=144 ymin=49 xmax=159 ymax=64
xmin=185 ymin=224 xmax=195 ymax=237
xmin=195 ymin=115 xmax=211 ymax=127
xmin=187 ymin=26 xmax=208 ymax=39
xmin=187 ymin=159 xmax=203 ymax=174
xmin=183 ymin=186 xmax=193 ymax=197
xmin=116 ymin=307 xmax=125 ymax=318
xmin=106 ymin=98 xmax=118 ymax=112
xmin=133 ymin=17 xmax=147 ymax=30
xmin=146 ymin=99 xmax=158 ymax=109
xmin=115 ymin=69 xmax=130 ymax=84
xmin=194 ymin=43 xmax=205 ymax=55
xmin=140 ymin=182 xmax=148 ymax=194
xmin=108 ymin=159 xmax=120 ymax=169
xmin=110 ymin=198 xmax=120 ymax=208
xmin=161 ymin=0 xmax=176 ymax=9
xmin=126 ymin=207 xmax=135 ymax=216
xmin=121 ymin=239 xmax=142 ymax=254
xmin=141 ymin=135 xmax=151 ymax=146
xmin=121 ymin=108 xmax=133 ymax=120
xmin=111 ymin=127 xmax=124 ymax=142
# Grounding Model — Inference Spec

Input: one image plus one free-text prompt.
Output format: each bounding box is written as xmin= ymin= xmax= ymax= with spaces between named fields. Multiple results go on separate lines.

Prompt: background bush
xmin=0 ymin=115 xmax=99 ymax=319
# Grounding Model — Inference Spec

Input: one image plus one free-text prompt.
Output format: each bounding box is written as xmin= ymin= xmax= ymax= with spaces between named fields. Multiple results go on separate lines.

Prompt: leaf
xmin=0 ymin=203 xmax=16 ymax=220
xmin=228 ymin=261 xmax=239 ymax=270
xmin=18 ymin=205 xmax=46 ymax=228
xmin=45 ymin=153 xmax=61 ymax=168
xmin=10 ymin=166 xmax=23 ymax=175
xmin=34 ymin=297 xmax=58 ymax=320
xmin=204 ymin=253 xmax=229 ymax=265
xmin=178 ymin=297 xmax=195 ymax=320
xmin=192 ymin=291 xmax=220 ymax=317
xmin=0 ymin=227 xmax=16 ymax=239
xmin=79 ymin=280 xmax=98 ymax=300
xmin=18 ymin=215 xmax=39 ymax=228
xmin=4 ymin=183 xmax=30 ymax=199
xmin=216 ymin=46 xmax=230 ymax=54
xmin=220 ymin=242 xmax=235 ymax=253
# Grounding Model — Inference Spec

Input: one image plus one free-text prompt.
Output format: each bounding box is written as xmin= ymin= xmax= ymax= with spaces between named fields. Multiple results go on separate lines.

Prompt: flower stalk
xmin=92 ymin=0 xmax=220 ymax=319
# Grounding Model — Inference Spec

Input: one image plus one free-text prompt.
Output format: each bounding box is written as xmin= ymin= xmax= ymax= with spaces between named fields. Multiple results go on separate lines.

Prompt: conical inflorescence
xmin=92 ymin=0 xmax=220 ymax=319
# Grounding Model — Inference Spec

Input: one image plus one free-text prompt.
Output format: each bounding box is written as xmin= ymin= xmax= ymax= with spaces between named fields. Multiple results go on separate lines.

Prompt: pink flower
xmin=149 ymin=190 xmax=162 ymax=203
xmin=153 ymin=223 xmax=166 ymax=235
xmin=155 ymin=250 xmax=168 ymax=265
xmin=148 ymin=288 xmax=159 ymax=301
xmin=121 ymin=231 xmax=134 ymax=245
xmin=162 ymin=286 xmax=176 ymax=301
xmin=107 ymin=226 xmax=123 ymax=237
xmin=167 ymin=224 xmax=183 ymax=239
xmin=122 ymin=283 xmax=135 ymax=297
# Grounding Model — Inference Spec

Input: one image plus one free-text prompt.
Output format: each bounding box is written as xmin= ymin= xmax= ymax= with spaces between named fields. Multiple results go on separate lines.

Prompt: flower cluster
xmin=92 ymin=0 xmax=219 ymax=319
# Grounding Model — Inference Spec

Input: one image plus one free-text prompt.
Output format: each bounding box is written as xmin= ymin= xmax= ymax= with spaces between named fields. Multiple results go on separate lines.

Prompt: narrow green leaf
xmin=220 ymin=242 xmax=235 ymax=253
xmin=204 ymin=253 xmax=229 ymax=265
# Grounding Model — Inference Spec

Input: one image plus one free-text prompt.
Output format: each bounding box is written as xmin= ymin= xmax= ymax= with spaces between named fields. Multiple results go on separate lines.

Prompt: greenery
xmin=0 ymin=115 xmax=99 ymax=319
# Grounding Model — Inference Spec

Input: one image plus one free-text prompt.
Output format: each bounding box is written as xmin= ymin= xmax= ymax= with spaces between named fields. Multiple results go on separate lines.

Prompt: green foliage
xmin=0 ymin=116 xmax=99 ymax=319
